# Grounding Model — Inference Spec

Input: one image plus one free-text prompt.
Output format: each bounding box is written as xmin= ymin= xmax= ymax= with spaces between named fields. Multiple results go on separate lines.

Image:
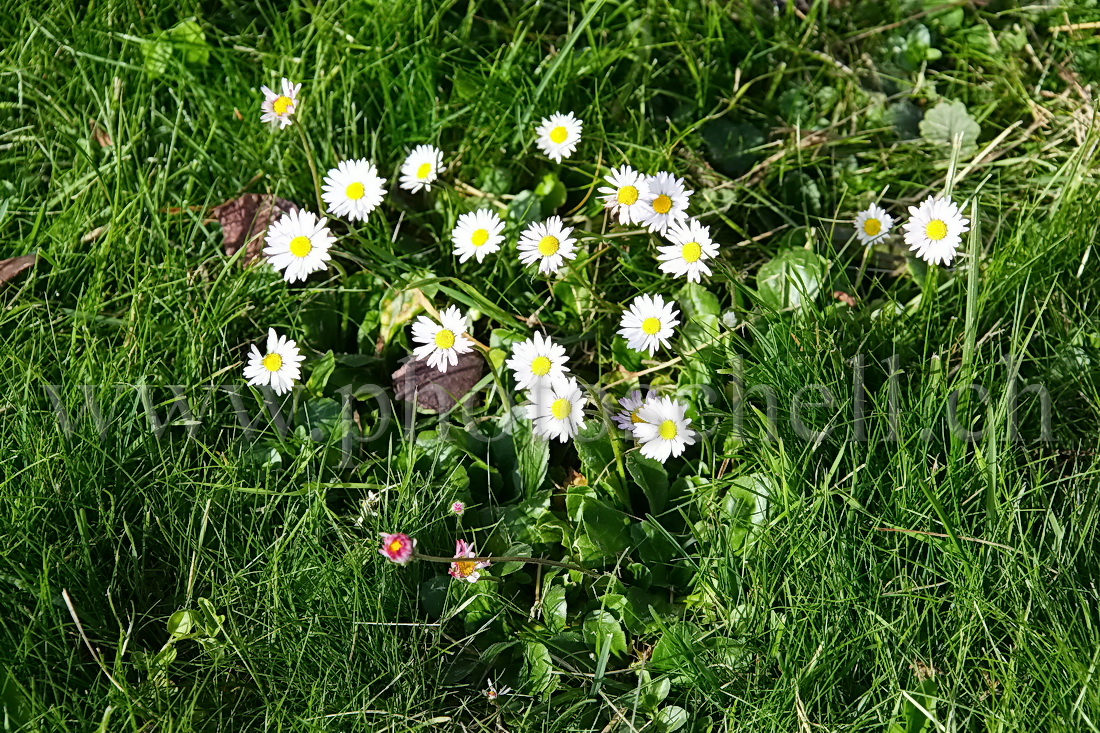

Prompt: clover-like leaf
xmin=919 ymin=99 xmax=980 ymax=151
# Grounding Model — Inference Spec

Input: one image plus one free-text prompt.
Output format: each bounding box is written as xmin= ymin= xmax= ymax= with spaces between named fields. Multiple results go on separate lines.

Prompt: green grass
xmin=4 ymin=0 xmax=1100 ymax=730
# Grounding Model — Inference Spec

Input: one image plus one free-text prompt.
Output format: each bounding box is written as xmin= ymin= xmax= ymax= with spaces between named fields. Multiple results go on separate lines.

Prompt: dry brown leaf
xmin=392 ymin=352 xmax=486 ymax=414
xmin=0 ymin=254 xmax=38 ymax=287
xmin=212 ymin=193 xmax=299 ymax=267
xmin=89 ymin=120 xmax=112 ymax=148
xmin=832 ymin=291 xmax=858 ymax=307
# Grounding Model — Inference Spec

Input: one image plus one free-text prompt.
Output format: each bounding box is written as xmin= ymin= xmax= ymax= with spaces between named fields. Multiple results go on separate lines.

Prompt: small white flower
xmin=526 ymin=376 xmax=586 ymax=443
xmin=613 ymin=390 xmax=656 ymax=433
xmin=854 ymin=203 xmax=894 ymax=245
xmin=399 ymin=144 xmax=445 ymax=193
xmin=517 ymin=216 xmax=578 ymax=275
xmin=506 ymin=332 xmax=570 ymax=391
xmin=485 ymin=679 xmax=511 ymax=701
xmin=411 ymin=305 xmax=475 ymax=373
xmin=598 ymin=166 xmax=651 ymax=225
xmin=658 ymin=218 xmax=719 ymax=282
xmin=243 ymin=328 xmax=304 ymax=395
xmin=260 ymin=78 xmax=301 ymax=128
xmin=639 ymin=172 xmax=692 ymax=234
xmin=535 ymin=112 xmax=582 ymax=163
xmin=632 ymin=396 xmax=696 ymax=462
xmin=263 ymin=209 xmax=334 ymax=283
xmin=321 ymin=159 xmax=387 ymax=222
xmin=618 ymin=294 xmax=680 ymax=356
xmin=452 ymin=209 xmax=505 ymax=264
xmin=902 ymin=195 xmax=969 ymax=266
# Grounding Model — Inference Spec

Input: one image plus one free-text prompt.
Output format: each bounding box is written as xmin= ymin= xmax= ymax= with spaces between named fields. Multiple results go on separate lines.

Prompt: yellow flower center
xmin=551 ymin=398 xmax=573 ymax=420
xmin=262 ymin=353 xmax=283 ymax=372
xmin=925 ymin=219 xmax=948 ymax=241
xmin=434 ymin=329 xmax=456 ymax=349
xmin=530 ymin=356 xmax=552 ymax=376
xmin=272 ymin=95 xmax=292 ymax=116
xmin=345 ymin=182 xmax=365 ymax=200
xmin=652 ymin=194 xmax=672 ymax=214
xmin=453 ymin=560 xmax=477 ymax=577
xmin=538 ymin=235 xmax=560 ymax=256
xmin=681 ymin=242 xmax=702 ymax=262
xmin=471 ymin=229 xmax=490 ymax=247
xmin=658 ymin=419 xmax=678 ymax=440
xmin=388 ymin=539 xmax=403 ymax=554
xmin=549 ymin=126 xmax=568 ymax=144
xmin=642 ymin=317 xmax=662 ymax=335
xmin=862 ymin=218 xmax=881 ymax=236
xmin=630 ymin=410 xmax=644 ymax=424
xmin=617 ymin=185 xmax=639 ymax=205
xmin=416 ymin=162 xmax=432 ymax=179
xmin=289 ymin=236 xmax=312 ymax=258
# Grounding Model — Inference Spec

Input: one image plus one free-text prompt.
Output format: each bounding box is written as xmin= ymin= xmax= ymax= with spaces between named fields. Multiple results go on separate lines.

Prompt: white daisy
xmin=263 ymin=209 xmax=334 ymax=283
xmin=260 ymin=78 xmax=301 ymax=129
xmin=632 ymin=396 xmax=696 ymax=462
xmin=535 ymin=112 xmax=582 ymax=163
xmin=526 ymin=376 xmax=587 ymax=443
xmin=399 ymin=144 xmax=445 ymax=193
xmin=613 ymin=390 xmax=656 ymax=433
xmin=243 ymin=328 xmax=304 ymax=396
xmin=517 ymin=216 xmax=577 ymax=275
xmin=411 ymin=305 xmax=475 ymax=373
xmin=452 ymin=209 xmax=505 ymax=264
xmin=598 ymin=166 xmax=650 ymax=225
xmin=639 ymin=172 xmax=692 ymax=234
xmin=854 ymin=203 xmax=894 ymax=245
xmin=902 ymin=195 xmax=970 ymax=266
xmin=321 ymin=159 xmax=387 ymax=222
xmin=618 ymin=294 xmax=680 ymax=356
xmin=657 ymin=218 xmax=719 ymax=282
xmin=505 ymin=332 xmax=570 ymax=391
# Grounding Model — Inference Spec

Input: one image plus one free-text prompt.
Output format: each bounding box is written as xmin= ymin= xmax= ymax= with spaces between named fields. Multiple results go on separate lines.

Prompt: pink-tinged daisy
xmin=451 ymin=501 xmax=466 ymax=515
xmin=448 ymin=539 xmax=490 ymax=583
xmin=613 ymin=390 xmax=656 ymax=433
xmin=260 ymin=78 xmax=301 ymax=129
xmin=379 ymin=533 xmax=416 ymax=564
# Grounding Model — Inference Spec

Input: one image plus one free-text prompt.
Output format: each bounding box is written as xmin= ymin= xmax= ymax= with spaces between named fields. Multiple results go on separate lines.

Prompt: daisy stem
xmin=412 ymin=552 xmax=601 ymax=578
xmin=296 ymin=122 xmax=324 ymax=212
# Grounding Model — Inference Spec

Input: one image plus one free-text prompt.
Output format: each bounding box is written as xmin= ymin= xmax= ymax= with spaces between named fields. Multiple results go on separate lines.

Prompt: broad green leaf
xmin=542 ymin=584 xmax=567 ymax=633
xmin=574 ymin=422 xmax=625 ymax=501
xmin=168 ymin=19 xmax=209 ymax=66
xmin=521 ymin=641 xmax=557 ymax=695
xmin=651 ymin=622 xmax=700 ymax=675
xmin=167 ymin=609 xmax=196 ymax=637
xmin=535 ymin=173 xmax=567 ymax=211
xmin=655 ymin=706 xmax=689 ymax=732
xmin=306 ymin=350 xmax=336 ymax=396
xmin=582 ymin=610 xmax=627 ymax=657
xmin=626 ymin=452 xmax=669 ymax=513
xmin=920 ymin=99 xmax=980 ymax=150
xmin=756 ymin=248 xmax=827 ymax=310
xmin=142 ymin=36 xmax=171 ymax=77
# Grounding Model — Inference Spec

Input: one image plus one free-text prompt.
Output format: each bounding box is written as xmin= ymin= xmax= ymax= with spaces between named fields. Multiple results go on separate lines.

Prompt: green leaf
xmin=582 ymin=610 xmax=627 ymax=657
xmin=651 ymin=622 xmax=700 ymax=676
xmin=497 ymin=542 xmax=532 ymax=576
xmin=654 ymin=706 xmax=689 ymax=732
xmin=521 ymin=641 xmax=557 ymax=695
xmin=574 ymin=422 xmax=626 ymax=502
xmin=168 ymin=19 xmax=209 ymax=66
xmin=167 ymin=609 xmax=196 ymax=637
xmin=306 ymin=350 xmax=336 ymax=396
xmin=141 ymin=36 xmax=171 ymax=77
xmin=919 ymin=99 xmax=980 ymax=151
xmin=535 ymin=173 xmax=567 ymax=212
xmin=508 ymin=190 xmax=541 ymax=224
xmin=756 ymin=248 xmax=827 ymax=310
xmin=542 ymin=584 xmax=568 ymax=633
xmin=612 ymin=336 xmax=644 ymax=372
xmin=626 ymin=452 xmax=669 ymax=513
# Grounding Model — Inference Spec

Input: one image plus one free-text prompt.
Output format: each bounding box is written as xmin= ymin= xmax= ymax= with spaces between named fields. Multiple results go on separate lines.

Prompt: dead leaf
xmin=212 ymin=193 xmax=299 ymax=266
xmin=392 ymin=351 xmax=486 ymax=414
xmin=832 ymin=291 xmax=858 ymax=307
xmin=0 ymin=254 xmax=37 ymax=287
xmin=89 ymin=120 xmax=112 ymax=147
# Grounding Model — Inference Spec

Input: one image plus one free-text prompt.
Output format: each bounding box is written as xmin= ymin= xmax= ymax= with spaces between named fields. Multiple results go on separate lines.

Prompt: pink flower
xmin=379 ymin=533 xmax=416 ymax=564
xmin=451 ymin=501 xmax=465 ymax=515
xmin=448 ymin=539 xmax=490 ymax=583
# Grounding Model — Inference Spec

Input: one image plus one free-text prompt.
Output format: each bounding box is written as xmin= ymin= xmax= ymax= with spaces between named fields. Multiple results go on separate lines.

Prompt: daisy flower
xmin=399 ymin=144 xmax=445 ymax=193
xmin=632 ymin=396 xmax=697 ymax=462
xmin=526 ymin=376 xmax=587 ymax=443
xmin=618 ymin=294 xmax=681 ymax=356
xmin=452 ymin=209 xmax=505 ymax=264
xmin=451 ymin=501 xmax=465 ymax=515
xmin=448 ymin=539 xmax=490 ymax=583
xmin=517 ymin=216 xmax=577 ymax=275
xmin=535 ymin=111 xmax=582 ymax=163
xmin=854 ymin=203 xmax=894 ymax=245
xmin=379 ymin=533 xmax=416 ymax=564
xmin=243 ymin=328 xmax=304 ymax=396
xmin=598 ymin=165 xmax=650 ymax=225
xmin=505 ymin=332 xmax=571 ymax=391
xmin=411 ymin=305 xmax=475 ymax=373
xmin=902 ymin=195 xmax=970 ymax=266
xmin=321 ymin=159 xmax=387 ymax=222
xmin=640 ymin=172 xmax=692 ymax=234
xmin=613 ymin=390 xmax=656 ymax=433
xmin=658 ymin=218 xmax=719 ymax=282
xmin=263 ymin=209 xmax=334 ymax=283
xmin=260 ymin=78 xmax=301 ymax=128
xmin=485 ymin=680 xmax=511 ymax=701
